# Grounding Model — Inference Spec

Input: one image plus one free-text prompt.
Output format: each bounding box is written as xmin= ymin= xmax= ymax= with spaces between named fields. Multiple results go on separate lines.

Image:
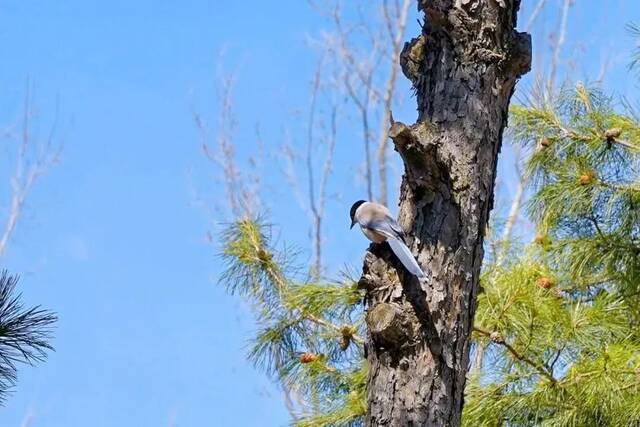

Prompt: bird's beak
xmin=350 ymin=220 xmax=356 ymax=229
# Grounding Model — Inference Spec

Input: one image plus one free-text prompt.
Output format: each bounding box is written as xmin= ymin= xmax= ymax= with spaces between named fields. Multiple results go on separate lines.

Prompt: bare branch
xmin=331 ymin=3 xmax=383 ymax=101
xmin=281 ymin=135 xmax=308 ymax=212
xmin=331 ymin=3 xmax=380 ymax=200
xmin=377 ymin=0 xmax=411 ymax=206
xmin=195 ymin=63 xmax=263 ymax=221
xmin=279 ymin=53 xmax=341 ymax=277
xmin=548 ymin=0 xmax=573 ymax=93
xmin=496 ymin=145 xmax=528 ymax=265
xmin=306 ymin=59 xmax=324 ymax=277
xmin=0 ymin=81 xmax=61 ymax=258
xmin=20 ymin=410 xmax=35 ymax=427
xmin=524 ymin=0 xmax=548 ymax=33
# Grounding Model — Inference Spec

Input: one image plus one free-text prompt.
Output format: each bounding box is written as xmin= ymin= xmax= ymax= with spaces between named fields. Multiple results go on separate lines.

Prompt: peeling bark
xmin=359 ymin=1 xmax=530 ymax=425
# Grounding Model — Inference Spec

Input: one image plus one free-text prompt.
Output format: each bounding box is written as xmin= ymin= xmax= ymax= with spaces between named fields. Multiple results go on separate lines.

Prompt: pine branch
xmin=304 ymin=313 xmax=364 ymax=345
xmin=473 ymin=326 xmax=557 ymax=384
xmin=0 ymin=271 xmax=56 ymax=402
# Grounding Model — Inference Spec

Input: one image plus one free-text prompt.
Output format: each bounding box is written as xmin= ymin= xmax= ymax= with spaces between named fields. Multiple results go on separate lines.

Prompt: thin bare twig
xmin=496 ymin=145 xmax=528 ymax=265
xmin=195 ymin=64 xmax=263 ymax=221
xmin=0 ymin=81 xmax=61 ymax=258
xmin=281 ymin=55 xmax=340 ymax=278
xmin=20 ymin=412 xmax=35 ymax=427
xmin=282 ymin=132 xmax=308 ymax=212
xmin=548 ymin=0 xmax=572 ymax=93
xmin=377 ymin=0 xmax=411 ymax=206
xmin=313 ymin=105 xmax=338 ymax=277
xmin=524 ymin=0 xmax=548 ymax=33
xmin=473 ymin=151 xmax=527 ymax=373
xmin=332 ymin=3 xmax=379 ymax=201
xmin=306 ymin=58 xmax=326 ymax=278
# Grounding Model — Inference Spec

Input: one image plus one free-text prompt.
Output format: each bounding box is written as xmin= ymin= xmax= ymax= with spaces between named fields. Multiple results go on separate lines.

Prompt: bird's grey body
xmin=350 ymin=201 xmax=426 ymax=278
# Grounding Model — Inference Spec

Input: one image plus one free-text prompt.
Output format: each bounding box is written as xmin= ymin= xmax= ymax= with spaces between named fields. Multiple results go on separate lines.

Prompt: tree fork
xmin=359 ymin=0 xmax=530 ymax=425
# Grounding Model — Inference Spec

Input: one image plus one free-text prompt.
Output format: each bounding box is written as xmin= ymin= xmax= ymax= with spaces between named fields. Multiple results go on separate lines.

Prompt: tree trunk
xmin=359 ymin=1 xmax=530 ymax=425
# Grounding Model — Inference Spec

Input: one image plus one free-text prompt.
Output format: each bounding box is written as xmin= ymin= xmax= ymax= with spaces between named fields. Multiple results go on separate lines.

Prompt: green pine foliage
xmin=217 ymin=43 xmax=640 ymax=424
xmin=464 ymin=83 xmax=640 ymax=426
xmin=219 ymin=83 xmax=640 ymax=425
xmin=219 ymin=219 xmax=366 ymax=426
xmin=0 ymin=271 xmax=56 ymax=402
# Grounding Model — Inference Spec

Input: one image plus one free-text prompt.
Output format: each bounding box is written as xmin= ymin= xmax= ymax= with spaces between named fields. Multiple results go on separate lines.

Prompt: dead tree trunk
xmin=359 ymin=1 xmax=530 ymax=425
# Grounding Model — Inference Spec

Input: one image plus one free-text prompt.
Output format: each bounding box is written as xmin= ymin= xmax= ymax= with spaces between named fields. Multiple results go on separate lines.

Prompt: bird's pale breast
xmin=362 ymin=227 xmax=387 ymax=243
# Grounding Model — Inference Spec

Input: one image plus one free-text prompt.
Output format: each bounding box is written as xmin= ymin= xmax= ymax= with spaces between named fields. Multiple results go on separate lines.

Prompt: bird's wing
xmin=385 ymin=215 xmax=406 ymax=240
xmin=368 ymin=216 xmax=405 ymax=241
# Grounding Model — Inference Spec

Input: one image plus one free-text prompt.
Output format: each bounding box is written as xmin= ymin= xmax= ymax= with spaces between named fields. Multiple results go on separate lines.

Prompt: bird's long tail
xmin=388 ymin=238 xmax=426 ymax=278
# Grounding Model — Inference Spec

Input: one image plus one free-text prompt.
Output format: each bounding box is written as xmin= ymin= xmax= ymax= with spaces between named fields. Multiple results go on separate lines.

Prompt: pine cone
xmin=579 ymin=172 xmax=595 ymax=185
xmin=340 ymin=335 xmax=351 ymax=351
xmin=536 ymin=277 xmax=554 ymax=289
xmin=300 ymin=352 xmax=318 ymax=364
xmin=489 ymin=331 xmax=504 ymax=344
xmin=604 ymin=128 xmax=622 ymax=140
xmin=340 ymin=326 xmax=355 ymax=351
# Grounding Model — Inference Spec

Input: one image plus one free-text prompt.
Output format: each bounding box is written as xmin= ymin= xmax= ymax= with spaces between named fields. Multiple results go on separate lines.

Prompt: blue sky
xmin=0 ymin=1 xmax=638 ymax=426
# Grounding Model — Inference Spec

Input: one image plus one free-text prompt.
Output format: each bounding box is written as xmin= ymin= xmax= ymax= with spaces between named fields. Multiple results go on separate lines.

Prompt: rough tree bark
xmin=359 ymin=1 xmax=531 ymax=426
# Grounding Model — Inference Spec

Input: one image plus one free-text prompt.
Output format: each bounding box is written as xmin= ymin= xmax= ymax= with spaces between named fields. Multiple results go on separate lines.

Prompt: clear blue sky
xmin=0 ymin=1 xmax=638 ymax=426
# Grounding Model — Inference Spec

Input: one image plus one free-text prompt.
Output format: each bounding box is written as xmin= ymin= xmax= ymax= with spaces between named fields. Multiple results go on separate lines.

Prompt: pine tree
xmin=214 ymin=0 xmax=640 ymax=424
xmin=0 ymin=271 xmax=56 ymax=402
xmin=218 ymin=0 xmax=532 ymax=425
xmin=340 ymin=0 xmax=531 ymax=422
xmin=219 ymin=79 xmax=640 ymax=425
xmin=464 ymin=82 xmax=640 ymax=426
xmin=220 ymin=220 xmax=367 ymax=425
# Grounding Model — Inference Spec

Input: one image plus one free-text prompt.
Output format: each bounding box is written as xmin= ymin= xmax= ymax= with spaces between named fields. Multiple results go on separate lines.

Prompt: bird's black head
xmin=349 ymin=200 xmax=366 ymax=229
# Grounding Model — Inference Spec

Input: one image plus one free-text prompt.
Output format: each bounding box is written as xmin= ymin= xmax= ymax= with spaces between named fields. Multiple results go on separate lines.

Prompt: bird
xmin=349 ymin=200 xmax=426 ymax=278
